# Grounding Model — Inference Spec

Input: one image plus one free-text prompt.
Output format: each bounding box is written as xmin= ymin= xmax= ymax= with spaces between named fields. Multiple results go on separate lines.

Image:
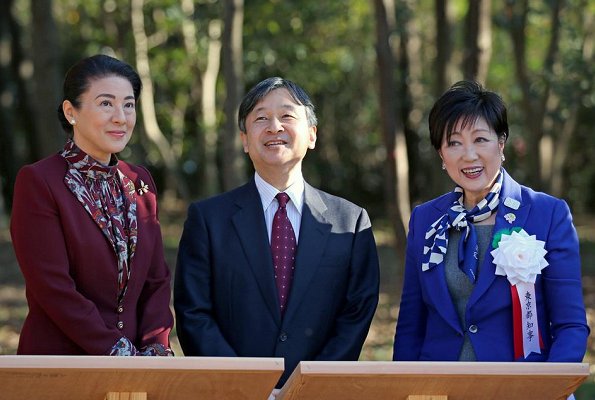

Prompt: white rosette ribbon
xmin=491 ymin=229 xmax=548 ymax=357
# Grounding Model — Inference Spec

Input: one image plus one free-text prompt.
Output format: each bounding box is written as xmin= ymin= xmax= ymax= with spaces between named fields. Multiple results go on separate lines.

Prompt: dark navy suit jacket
xmin=393 ymin=169 xmax=589 ymax=362
xmin=175 ymin=179 xmax=379 ymax=386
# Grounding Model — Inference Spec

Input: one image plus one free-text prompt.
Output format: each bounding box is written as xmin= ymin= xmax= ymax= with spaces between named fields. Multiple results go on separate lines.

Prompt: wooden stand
xmin=277 ymin=361 xmax=589 ymax=400
xmin=0 ymin=356 xmax=283 ymax=400
xmin=105 ymin=393 xmax=147 ymax=400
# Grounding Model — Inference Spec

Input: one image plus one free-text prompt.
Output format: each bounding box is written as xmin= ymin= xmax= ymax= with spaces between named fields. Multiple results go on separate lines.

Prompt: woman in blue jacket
xmin=393 ymin=80 xmax=589 ymax=362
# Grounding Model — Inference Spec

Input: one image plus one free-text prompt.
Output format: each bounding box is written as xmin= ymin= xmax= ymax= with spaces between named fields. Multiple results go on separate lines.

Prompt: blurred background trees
xmin=1 ymin=0 xmax=594 ymax=265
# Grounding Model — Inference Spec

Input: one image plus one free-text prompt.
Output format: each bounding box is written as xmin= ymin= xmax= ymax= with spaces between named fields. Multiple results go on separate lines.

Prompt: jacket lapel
xmin=116 ymin=162 xmax=140 ymax=262
xmin=468 ymin=169 xmax=531 ymax=307
xmin=283 ymin=183 xmax=331 ymax=323
xmin=231 ymin=180 xmax=281 ymax=323
xmin=423 ymin=192 xmax=464 ymax=334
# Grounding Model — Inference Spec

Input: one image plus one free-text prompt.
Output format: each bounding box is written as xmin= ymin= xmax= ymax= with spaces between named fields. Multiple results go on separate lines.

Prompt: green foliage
xmin=4 ymin=0 xmax=594 ymax=213
xmin=241 ymin=0 xmax=384 ymax=212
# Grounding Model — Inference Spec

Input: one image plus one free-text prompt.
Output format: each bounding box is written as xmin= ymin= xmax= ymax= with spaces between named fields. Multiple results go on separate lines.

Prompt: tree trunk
xmin=0 ymin=74 xmax=15 ymax=218
xmin=537 ymin=0 xmax=563 ymax=189
xmin=506 ymin=0 xmax=563 ymax=191
xmin=430 ymin=0 xmax=457 ymax=196
xmin=506 ymin=0 xmax=540 ymax=187
xmin=373 ymin=0 xmax=408 ymax=263
xmin=550 ymin=2 xmax=593 ymax=197
xmin=8 ymin=2 xmax=36 ymax=165
xmin=434 ymin=0 xmax=454 ymax=95
xmin=0 ymin=0 xmax=16 ymax=218
xmin=220 ymin=0 xmax=246 ymax=191
xmin=464 ymin=0 xmax=492 ymax=84
xmin=180 ymin=0 xmax=209 ymax=198
xmin=397 ymin=0 xmax=426 ymax=203
xmin=202 ymin=20 xmax=223 ymax=196
xmin=131 ymin=0 xmax=189 ymax=201
xmin=31 ymin=0 xmax=62 ymax=157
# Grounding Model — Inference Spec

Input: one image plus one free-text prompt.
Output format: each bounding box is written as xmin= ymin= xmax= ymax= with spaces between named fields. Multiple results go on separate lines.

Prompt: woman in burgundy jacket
xmin=10 ymin=54 xmax=173 ymax=356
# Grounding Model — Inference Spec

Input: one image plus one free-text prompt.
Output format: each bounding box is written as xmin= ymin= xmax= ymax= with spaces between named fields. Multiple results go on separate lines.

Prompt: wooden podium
xmin=277 ymin=361 xmax=589 ymax=400
xmin=0 ymin=355 xmax=283 ymax=400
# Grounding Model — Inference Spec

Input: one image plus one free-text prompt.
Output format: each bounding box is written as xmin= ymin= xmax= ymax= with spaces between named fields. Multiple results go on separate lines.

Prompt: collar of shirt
xmin=254 ymin=172 xmax=304 ymax=243
xmin=254 ymin=172 xmax=305 ymax=215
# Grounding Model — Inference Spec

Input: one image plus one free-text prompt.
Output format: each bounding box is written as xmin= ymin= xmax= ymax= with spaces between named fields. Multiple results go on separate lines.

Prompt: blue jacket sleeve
xmin=542 ymin=199 xmax=589 ymax=362
xmin=393 ymin=206 xmax=428 ymax=360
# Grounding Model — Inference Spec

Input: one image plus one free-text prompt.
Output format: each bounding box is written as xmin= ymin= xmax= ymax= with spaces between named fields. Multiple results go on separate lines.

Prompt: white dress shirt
xmin=254 ymin=172 xmax=304 ymax=244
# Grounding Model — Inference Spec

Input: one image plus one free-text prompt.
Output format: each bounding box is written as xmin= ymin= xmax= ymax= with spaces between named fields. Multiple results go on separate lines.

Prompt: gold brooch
xmin=137 ymin=180 xmax=149 ymax=195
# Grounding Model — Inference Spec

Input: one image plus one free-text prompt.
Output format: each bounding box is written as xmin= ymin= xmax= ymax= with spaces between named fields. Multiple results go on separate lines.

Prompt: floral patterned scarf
xmin=60 ymin=140 xmax=138 ymax=304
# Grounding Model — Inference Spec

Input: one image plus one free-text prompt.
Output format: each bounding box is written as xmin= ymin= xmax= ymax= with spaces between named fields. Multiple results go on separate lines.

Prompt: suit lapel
xmin=468 ymin=170 xmax=531 ymax=307
xmin=423 ymin=192 xmax=464 ymax=334
xmin=231 ymin=181 xmax=281 ymax=323
xmin=116 ymin=162 xmax=140 ymax=262
xmin=283 ymin=183 xmax=331 ymax=323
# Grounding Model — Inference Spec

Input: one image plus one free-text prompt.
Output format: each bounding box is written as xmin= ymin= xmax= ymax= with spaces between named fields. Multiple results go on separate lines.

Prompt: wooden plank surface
xmin=0 ymin=356 xmax=283 ymax=400
xmin=105 ymin=393 xmax=147 ymax=400
xmin=277 ymin=361 xmax=589 ymax=400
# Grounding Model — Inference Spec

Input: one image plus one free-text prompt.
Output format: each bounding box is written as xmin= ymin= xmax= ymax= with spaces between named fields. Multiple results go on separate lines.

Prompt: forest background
xmin=0 ymin=0 xmax=594 ymax=396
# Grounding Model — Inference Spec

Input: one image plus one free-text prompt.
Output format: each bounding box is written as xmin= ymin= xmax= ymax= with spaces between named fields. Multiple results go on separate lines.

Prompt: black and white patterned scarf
xmin=421 ymin=170 xmax=503 ymax=283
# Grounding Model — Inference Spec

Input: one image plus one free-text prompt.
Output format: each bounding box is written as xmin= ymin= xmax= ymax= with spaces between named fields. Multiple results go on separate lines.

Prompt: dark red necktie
xmin=271 ymin=192 xmax=296 ymax=314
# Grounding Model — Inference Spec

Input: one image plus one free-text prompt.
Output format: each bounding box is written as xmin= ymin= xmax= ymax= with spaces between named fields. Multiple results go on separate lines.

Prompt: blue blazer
xmin=393 ymin=169 xmax=589 ymax=362
xmin=174 ymin=179 xmax=379 ymax=386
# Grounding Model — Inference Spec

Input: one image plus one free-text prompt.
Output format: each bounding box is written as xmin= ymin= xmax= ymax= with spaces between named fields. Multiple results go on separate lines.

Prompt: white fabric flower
xmin=491 ymin=229 xmax=548 ymax=285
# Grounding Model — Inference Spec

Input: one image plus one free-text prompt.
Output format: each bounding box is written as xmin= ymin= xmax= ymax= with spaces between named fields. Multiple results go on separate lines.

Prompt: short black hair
xmin=57 ymin=54 xmax=142 ymax=134
xmin=238 ymin=77 xmax=317 ymax=132
xmin=428 ymin=80 xmax=508 ymax=150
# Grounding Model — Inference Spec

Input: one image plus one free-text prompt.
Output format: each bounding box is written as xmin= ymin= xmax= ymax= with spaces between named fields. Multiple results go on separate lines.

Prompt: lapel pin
xmin=504 ymin=213 xmax=516 ymax=224
xmin=503 ymin=197 xmax=520 ymax=210
xmin=137 ymin=180 xmax=149 ymax=195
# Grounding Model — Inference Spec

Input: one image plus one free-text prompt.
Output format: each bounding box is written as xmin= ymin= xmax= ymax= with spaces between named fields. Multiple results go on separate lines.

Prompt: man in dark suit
xmin=174 ymin=77 xmax=380 ymax=388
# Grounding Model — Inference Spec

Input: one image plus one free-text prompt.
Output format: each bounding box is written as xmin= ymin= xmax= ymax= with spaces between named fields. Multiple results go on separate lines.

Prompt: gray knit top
xmin=444 ymin=224 xmax=494 ymax=361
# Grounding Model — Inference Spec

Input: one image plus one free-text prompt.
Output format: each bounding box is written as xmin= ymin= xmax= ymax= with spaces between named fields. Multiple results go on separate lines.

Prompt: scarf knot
xmin=421 ymin=171 xmax=503 ymax=283
xmin=61 ymin=140 xmax=137 ymax=302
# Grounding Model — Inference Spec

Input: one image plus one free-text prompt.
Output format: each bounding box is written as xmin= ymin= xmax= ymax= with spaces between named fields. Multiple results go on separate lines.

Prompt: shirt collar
xmin=254 ymin=171 xmax=304 ymax=214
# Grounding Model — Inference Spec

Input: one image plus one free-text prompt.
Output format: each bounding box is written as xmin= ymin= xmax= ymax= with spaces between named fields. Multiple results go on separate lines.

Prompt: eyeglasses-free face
xmin=63 ymin=75 xmax=136 ymax=164
xmin=240 ymin=88 xmax=317 ymax=183
xmin=439 ymin=116 xmax=505 ymax=209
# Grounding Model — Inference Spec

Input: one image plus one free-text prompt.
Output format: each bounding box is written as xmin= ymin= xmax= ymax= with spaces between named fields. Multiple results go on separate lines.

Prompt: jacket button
xmin=468 ymin=324 xmax=478 ymax=334
xmin=279 ymin=332 xmax=288 ymax=342
xmin=117 ymin=321 xmax=124 ymax=330
xmin=117 ymin=306 xmax=124 ymax=314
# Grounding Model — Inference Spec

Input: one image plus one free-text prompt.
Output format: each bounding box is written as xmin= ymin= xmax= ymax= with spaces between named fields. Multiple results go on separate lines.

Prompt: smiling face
xmin=240 ymin=88 xmax=317 ymax=187
xmin=439 ymin=116 xmax=505 ymax=209
xmin=62 ymin=75 xmax=136 ymax=164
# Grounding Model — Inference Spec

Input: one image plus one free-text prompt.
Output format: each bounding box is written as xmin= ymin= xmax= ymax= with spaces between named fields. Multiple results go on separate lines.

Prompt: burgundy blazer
xmin=10 ymin=153 xmax=173 ymax=355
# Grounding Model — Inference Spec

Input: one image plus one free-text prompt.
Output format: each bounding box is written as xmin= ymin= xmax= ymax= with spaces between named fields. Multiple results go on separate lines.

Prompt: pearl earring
xmin=441 ymin=162 xmax=446 ymax=170
xmin=501 ymin=154 xmax=505 ymax=162
xmin=70 ymin=119 xmax=76 ymax=125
